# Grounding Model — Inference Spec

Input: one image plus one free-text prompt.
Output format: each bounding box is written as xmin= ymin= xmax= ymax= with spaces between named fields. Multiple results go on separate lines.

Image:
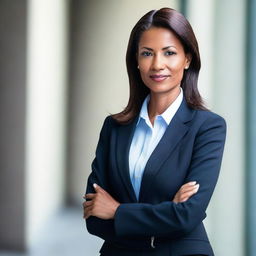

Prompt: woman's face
xmin=137 ymin=26 xmax=191 ymax=95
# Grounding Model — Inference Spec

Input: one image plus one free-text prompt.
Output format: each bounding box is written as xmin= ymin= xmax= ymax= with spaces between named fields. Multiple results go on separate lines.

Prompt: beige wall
xmin=26 ymin=0 xmax=69 ymax=246
xmin=0 ymin=0 xmax=69 ymax=251
xmin=187 ymin=0 xmax=246 ymax=255
xmin=67 ymin=0 xmax=179 ymax=204
xmin=211 ymin=0 xmax=246 ymax=255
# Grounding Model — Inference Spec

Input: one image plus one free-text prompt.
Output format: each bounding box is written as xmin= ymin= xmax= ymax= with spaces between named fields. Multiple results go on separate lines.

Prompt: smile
xmin=149 ymin=75 xmax=170 ymax=82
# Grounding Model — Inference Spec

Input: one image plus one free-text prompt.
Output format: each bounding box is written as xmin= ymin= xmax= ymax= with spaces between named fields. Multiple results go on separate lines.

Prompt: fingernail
xmin=93 ymin=183 xmax=97 ymax=188
xmin=190 ymin=181 xmax=196 ymax=185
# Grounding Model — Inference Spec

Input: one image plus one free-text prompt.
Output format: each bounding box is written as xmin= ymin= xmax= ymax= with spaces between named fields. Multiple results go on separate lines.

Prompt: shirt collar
xmin=136 ymin=87 xmax=183 ymax=126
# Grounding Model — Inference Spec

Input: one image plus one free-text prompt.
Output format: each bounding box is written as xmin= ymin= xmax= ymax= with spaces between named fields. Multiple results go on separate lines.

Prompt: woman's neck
xmin=147 ymin=86 xmax=181 ymax=125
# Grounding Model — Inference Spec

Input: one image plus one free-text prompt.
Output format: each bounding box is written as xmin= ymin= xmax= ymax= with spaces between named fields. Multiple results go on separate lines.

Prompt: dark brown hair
xmin=111 ymin=7 xmax=207 ymax=124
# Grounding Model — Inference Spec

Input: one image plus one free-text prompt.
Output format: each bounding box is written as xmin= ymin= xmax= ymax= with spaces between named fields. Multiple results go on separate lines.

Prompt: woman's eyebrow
xmin=162 ymin=46 xmax=176 ymax=50
xmin=140 ymin=47 xmax=154 ymax=51
xmin=140 ymin=46 xmax=177 ymax=51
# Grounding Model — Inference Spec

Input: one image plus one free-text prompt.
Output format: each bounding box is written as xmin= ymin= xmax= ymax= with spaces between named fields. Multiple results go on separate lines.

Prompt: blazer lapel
xmin=116 ymin=115 xmax=139 ymax=202
xmin=138 ymin=98 xmax=195 ymax=202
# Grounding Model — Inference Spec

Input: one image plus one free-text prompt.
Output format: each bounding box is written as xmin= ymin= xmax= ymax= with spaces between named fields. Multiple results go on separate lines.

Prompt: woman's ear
xmin=185 ymin=53 xmax=192 ymax=69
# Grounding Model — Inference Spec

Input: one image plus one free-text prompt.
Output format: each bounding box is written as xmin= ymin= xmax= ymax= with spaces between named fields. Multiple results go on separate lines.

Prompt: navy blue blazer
xmin=85 ymin=97 xmax=226 ymax=256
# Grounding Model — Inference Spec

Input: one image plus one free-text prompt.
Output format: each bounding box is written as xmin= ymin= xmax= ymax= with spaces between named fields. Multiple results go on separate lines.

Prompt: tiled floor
xmin=0 ymin=207 xmax=103 ymax=256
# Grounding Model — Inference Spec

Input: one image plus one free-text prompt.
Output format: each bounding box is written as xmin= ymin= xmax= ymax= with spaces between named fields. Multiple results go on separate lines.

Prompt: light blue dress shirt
xmin=128 ymin=88 xmax=183 ymax=200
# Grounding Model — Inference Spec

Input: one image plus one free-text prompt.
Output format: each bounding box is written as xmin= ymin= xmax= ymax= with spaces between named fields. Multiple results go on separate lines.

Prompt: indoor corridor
xmin=0 ymin=208 xmax=102 ymax=256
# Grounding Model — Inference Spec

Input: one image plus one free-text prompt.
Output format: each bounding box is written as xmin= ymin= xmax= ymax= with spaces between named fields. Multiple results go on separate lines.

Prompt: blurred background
xmin=0 ymin=0 xmax=255 ymax=255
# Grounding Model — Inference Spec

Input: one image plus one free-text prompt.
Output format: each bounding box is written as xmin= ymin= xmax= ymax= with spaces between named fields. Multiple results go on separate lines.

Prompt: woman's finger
xmin=84 ymin=200 xmax=93 ymax=207
xmin=173 ymin=184 xmax=200 ymax=203
xmin=84 ymin=205 xmax=93 ymax=219
xmin=181 ymin=181 xmax=197 ymax=189
xmin=180 ymin=197 xmax=189 ymax=203
xmin=180 ymin=184 xmax=199 ymax=194
xmin=93 ymin=183 xmax=108 ymax=195
xmin=84 ymin=210 xmax=92 ymax=219
xmin=180 ymin=185 xmax=200 ymax=200
xmin=84 ymin=193 xmax=96 ymax=199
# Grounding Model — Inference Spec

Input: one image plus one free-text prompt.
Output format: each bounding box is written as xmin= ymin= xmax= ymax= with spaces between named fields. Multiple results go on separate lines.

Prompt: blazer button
xmin=150 ymin=236 xmax=155 ymax=248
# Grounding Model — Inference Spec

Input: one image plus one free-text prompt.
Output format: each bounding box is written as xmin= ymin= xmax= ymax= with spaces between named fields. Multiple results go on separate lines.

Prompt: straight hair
xmin=111 ymin=8 xmax=207 ymax=124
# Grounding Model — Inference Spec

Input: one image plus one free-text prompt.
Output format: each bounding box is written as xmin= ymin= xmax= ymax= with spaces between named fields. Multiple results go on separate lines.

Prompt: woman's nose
xmin=151 ymin=54 xmax=165 ymax=70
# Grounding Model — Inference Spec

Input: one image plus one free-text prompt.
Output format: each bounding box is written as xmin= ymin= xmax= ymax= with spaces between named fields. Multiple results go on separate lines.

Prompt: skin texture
xmin=137 ymin=26 xmax=191 ymax=125
xmin=83 ymin=184 xmax=120 ymax=219
xmin=83 ymin=27 xmax=198 ymax=220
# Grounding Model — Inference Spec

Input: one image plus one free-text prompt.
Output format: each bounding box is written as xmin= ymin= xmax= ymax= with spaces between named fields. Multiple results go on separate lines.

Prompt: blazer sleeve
xmin=114 ymin=114 xmax=227 ymax=239
xmin=85 ymin=116 xmax=116 ymax=241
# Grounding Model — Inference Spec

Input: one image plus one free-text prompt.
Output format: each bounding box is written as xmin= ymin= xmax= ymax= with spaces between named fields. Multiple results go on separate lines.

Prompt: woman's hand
xmin=173 ymin=181 xmax=200 ymax=203
xmin=83 ymin=184 xmax=120 ymax=220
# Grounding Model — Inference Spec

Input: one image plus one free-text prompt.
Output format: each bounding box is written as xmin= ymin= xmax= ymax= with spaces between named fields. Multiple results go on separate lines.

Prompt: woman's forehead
xmin=138 ymin=27 xmax=183 ymax=50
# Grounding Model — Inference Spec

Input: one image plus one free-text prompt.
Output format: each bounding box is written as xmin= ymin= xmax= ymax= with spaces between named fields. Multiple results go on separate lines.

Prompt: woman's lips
xmin=149 ymin=75 xmax=170 ymax=82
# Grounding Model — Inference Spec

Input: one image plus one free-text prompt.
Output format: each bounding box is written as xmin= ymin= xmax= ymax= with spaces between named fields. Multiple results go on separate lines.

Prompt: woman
xmin=83 ymin=7 xmax=226 ymax=256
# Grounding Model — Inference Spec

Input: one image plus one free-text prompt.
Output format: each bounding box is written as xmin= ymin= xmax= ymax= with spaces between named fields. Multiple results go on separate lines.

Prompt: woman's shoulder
xmin=195 ymin=108 xmax=226 ymax=120
xmin=105 ymin=114 xmax=138 ymax=127
xmin=193 ymin=108 xmax=227 ymax=129
xmin=105 ymin=114 xmax=118 ymax=125
xmin=101 ymin=114 xmax=120 ymax=130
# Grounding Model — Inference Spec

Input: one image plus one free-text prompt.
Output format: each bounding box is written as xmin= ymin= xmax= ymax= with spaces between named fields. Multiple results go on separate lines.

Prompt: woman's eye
xmin=141 ymin=51 xmax=153 ymax=57
xmin=165 ymin=51 xmax=176 ymax=56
